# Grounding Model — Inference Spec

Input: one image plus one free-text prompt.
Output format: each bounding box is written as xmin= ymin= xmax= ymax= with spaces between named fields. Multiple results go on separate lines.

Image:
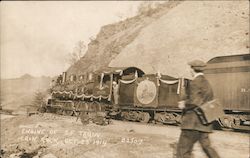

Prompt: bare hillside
xmin=109 ymin=1 xmax=249 ymax=78
xmin=67 ymin=1 xmax=249 ymax=79
xmin=66 ymin=1 xmax=182 ymax=77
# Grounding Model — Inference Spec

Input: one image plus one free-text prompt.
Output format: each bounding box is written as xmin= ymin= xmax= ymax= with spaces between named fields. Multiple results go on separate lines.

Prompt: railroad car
xmin=204 ymin=54 xmax=250 ymax=130
xmin=112 ymin=73 xmax=185 ymax=124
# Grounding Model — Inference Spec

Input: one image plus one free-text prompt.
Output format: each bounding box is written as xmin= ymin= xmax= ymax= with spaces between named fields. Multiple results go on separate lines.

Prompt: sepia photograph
xmin=0 ymin=1 xmax=249 ymax=158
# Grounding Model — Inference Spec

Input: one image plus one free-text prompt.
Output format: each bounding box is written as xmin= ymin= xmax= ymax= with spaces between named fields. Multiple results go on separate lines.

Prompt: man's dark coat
xmin=180 ymin=75 xmax=214 ymax=132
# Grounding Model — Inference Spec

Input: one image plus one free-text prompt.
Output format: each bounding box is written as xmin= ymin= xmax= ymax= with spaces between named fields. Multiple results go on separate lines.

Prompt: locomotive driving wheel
xmin=139 ymin=112 xmax=150 ymax=123
xmin=63 ymin=110 xmax=74 ymax=116
xmin=92 ymin=112 xmax=108 ymax=125
xmin=56 ymin=108 xmax=63 ymax=115
xmin=218 ymin=115 xmax=234 ymax=128
xmin=80 ymin=112 xmax=90 ymax=125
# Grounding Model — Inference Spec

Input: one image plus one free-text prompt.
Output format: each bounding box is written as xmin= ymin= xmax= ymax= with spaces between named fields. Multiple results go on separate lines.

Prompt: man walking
xmin=176 ymin=60 xmax=220 ymax=158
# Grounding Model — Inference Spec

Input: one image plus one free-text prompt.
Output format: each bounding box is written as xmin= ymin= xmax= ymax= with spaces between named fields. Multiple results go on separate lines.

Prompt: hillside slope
xmin=109 ymin=1 xmax=249 ymax=79
xmin=66 ymin=1 xmax=182 ymax=77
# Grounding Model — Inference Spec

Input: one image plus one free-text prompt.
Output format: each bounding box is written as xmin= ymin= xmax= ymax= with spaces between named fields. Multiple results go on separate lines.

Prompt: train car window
xmin=70 ymin=75 xmax=75 ymax=82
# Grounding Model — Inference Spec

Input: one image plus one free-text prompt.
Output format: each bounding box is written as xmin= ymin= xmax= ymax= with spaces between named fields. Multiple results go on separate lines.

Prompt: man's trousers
xmin=176 ymin=129 xmax=220 ymax=158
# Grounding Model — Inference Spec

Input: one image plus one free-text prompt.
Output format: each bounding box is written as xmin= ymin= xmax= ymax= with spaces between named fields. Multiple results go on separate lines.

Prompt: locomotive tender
xmin=46 ymin=54 xmax=250 ymax=130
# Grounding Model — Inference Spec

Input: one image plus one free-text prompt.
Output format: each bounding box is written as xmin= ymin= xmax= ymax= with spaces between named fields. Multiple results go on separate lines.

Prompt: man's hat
xmin=188 ymin=60 xmax=206 ymax=71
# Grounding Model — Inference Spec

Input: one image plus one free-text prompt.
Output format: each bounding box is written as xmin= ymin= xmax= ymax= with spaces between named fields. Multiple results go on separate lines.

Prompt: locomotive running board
xmin=119 ymin=106 xmax=181 ymax=112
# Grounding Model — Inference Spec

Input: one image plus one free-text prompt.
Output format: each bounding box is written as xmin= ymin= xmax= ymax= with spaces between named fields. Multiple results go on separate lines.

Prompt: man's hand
xmin=178 ymin=101 xmax=185 ymax=109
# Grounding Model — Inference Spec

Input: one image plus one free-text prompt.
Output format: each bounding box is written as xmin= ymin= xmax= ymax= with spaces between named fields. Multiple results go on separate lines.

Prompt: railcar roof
xmin=207 ymin=54 xmax=250 ymax=64
xmin=94 ymin=66 xmax=145 ymax=75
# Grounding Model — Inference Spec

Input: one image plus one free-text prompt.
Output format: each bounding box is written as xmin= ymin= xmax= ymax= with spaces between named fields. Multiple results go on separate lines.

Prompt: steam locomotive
xmin=46 ymin=54 xmax=250 ymax=130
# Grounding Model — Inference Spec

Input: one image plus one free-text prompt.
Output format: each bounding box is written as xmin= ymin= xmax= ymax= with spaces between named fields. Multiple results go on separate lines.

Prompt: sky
xmin=0 ymin=1 xmax=142 ymax=79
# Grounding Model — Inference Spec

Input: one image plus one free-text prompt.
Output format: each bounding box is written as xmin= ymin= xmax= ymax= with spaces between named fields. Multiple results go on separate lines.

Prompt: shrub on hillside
xmin=32 ymin=90 xmax=48 ymax=112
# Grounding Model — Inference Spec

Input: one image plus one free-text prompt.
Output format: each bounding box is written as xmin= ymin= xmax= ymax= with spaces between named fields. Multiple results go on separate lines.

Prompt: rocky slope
xmin=66 ymin=1 xmax=183 ymax=77
xmin=109 ymin=1 xmax=249 ymax=78
xmin=67 ymin=1 xmax=249 ymax=79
